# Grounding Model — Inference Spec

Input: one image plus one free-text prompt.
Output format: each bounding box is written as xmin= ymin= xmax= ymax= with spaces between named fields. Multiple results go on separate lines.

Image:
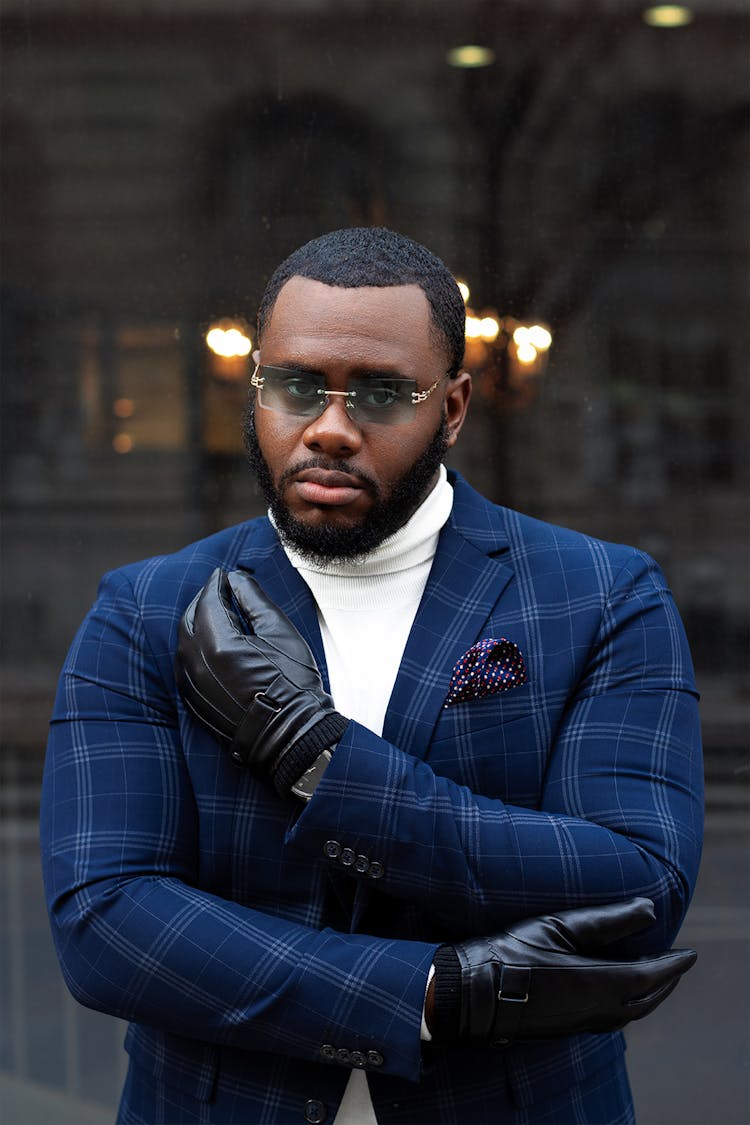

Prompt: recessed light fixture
xmin=643 ymin=5 xmax=694 ymax=27
xmin=447 ymin=44 xmax=496 ymax=69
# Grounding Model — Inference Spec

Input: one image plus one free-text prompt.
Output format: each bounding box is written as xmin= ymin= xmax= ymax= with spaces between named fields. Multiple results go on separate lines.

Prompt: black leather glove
xmin=177 ymin=568 xmax=348 ymax=797
xmin=430 ymin=898 xmax=696 ymax=1045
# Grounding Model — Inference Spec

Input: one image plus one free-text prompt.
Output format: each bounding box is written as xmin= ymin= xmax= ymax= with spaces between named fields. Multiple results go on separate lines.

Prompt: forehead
xmin=260 ymin=276 xmax=441 ymax=371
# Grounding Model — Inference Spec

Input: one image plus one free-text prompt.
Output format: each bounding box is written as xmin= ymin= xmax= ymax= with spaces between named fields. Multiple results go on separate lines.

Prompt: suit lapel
xmin=235 ymin=521 xmax=330 ymax=692
xmin=382 ymin=475 xmax=514 ymax=759
xmin=232 ymin=480 xmax=514 ymax=754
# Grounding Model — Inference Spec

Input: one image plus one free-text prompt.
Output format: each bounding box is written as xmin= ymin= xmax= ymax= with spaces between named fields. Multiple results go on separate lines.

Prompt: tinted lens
xmin=258 ymin=367 xmax=327 ymax=417
xmin=255 ymin=366 xmax=419 ymax=425
xmin=348 ymin=377 xmax=416 ymax=424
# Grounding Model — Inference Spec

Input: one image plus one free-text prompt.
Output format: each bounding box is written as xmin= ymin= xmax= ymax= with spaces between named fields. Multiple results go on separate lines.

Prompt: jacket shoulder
xmin=100 ymin=515 xmax=273 ymax=611
xmin=448 ymin=470 xmax=664 ymax=586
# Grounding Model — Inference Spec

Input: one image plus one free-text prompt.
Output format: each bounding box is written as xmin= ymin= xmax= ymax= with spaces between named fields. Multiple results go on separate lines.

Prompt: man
xmin=41 ymin=228 xmax=703 ymax=1124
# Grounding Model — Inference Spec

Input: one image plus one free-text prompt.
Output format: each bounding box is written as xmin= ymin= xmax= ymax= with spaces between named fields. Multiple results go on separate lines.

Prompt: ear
xmin=444 ymin=372 xmax=472 ymax=448
xmin=252 ymin=348 xmax=261 ymax=365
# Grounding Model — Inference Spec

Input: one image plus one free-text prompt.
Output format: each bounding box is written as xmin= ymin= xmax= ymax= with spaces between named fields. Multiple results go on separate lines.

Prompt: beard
xmin=243 ymin=407 xmax=449 ymax=566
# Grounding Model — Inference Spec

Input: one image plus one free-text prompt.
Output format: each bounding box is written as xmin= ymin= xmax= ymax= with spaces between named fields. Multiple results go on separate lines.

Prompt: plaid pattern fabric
xmin=41 ymin=471 xmax=703 ymax=1124
xmin=118 ymin=1037 xmax=635 ymax=1124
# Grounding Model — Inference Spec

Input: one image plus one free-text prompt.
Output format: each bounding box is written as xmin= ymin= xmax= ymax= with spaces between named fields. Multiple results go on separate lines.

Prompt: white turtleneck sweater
xmin=278 ymin=464 xmax=454 ymax=1124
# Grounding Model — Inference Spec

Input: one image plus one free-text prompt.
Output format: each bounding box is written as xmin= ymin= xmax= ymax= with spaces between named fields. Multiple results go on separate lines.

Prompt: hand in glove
xmin=429 ymin=898 xmax=696 ymax=1044
xmin=177 ymin=568 xmax=348 ymax=797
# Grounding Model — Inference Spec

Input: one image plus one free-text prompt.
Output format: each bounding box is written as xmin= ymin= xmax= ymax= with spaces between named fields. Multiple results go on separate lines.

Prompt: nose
xmin=301 ymin=396 xmax=363 ymax=458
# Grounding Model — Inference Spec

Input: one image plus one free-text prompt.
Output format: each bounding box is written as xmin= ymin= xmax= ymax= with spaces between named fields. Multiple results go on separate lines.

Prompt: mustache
xmin=278 ymin=457 xmax=379 ymax=498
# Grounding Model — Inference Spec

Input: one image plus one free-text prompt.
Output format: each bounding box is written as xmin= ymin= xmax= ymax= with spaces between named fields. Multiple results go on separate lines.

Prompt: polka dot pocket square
xmin=445 ymin=637 xmax=528 ymax=707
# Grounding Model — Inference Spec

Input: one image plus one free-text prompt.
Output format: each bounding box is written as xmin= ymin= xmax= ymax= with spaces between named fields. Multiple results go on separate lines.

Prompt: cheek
xmin=365 ymin=434 xmax=409 ymax=478
xmin=378 ymin=412 xmax=441 ymax=470
xmin=255 ymin=415 xmax=299 ymax=474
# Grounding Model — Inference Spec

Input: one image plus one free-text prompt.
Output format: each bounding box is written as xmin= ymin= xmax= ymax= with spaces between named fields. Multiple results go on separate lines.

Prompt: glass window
xmin=1 ymin=3 xmax=747 ymax=1119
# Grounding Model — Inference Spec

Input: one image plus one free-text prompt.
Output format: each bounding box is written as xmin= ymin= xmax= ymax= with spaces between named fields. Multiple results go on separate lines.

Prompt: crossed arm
xmin=179 ymin=562 xmax=703 ymax=952
xmin=41 ymin=557 xmax=702 ymax=1081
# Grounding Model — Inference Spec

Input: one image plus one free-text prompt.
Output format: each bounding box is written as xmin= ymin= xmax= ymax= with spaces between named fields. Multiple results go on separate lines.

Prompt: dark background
xmin=1 ymin=1 xmax=748 ymax=1121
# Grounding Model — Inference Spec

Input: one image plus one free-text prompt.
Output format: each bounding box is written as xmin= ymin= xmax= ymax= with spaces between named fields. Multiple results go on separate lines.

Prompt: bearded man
xmin=41 ymin=227 xmax=702 ymax=1125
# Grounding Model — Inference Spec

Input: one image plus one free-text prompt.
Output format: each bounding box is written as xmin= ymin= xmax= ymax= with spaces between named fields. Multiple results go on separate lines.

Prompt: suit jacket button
xmin=335 ymin=1047 xmax=351 ymax=1064
xmin=304 ymin=1099 xmax=328 ymax=1124
xmin=323 ymin=840 xmax=341 ymax=860
xmin=350 ymin=1050 xmax=366 ymax=1068
xmin=367 ymin=861 xmax=385 ymax=880
xmin=340 ymin=847 xmax=355 ymax=867
xmin=319 ymin=1044 xmax=336 ymax=1061
xmin=366 ymin=1050 xmax=384 ymax=1068
xmin=354 ymin=854 xmax=369 ymax=874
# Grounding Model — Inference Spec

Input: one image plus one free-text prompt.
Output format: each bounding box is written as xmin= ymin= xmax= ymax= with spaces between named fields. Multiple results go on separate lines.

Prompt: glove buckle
xmin=497 ymin=989 xmax=529 ymax=1003
xmin=254 ymin=690 xmax=282 ymax=713
xmin=491 ymin=965 xmax=531 ymax=1045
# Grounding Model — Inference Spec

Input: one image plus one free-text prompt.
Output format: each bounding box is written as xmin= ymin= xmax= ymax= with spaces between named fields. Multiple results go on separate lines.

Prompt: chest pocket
xmin=426 ymin=682 xmax=552 ymax=806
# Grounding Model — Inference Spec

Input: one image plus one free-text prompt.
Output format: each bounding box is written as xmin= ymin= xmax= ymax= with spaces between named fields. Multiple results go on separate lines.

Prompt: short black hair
xmin=257 ymin=227 xmax=465 ymax=377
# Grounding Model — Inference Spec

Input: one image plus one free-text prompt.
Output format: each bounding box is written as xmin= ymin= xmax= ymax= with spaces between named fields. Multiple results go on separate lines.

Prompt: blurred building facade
xmin=1 ymin=0 xmax=748 ymax=1115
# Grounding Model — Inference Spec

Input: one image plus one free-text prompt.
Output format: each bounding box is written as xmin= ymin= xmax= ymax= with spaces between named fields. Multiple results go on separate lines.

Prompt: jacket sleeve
xmin=40 ymin=568 xmax=435 ymax=1083
xmin=286 ymin=550 xmax=703 ymax=954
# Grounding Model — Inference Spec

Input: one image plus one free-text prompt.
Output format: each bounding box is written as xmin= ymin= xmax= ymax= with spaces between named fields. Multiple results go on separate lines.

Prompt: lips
xmin=292 ymin=467 xmax=366 ymax=507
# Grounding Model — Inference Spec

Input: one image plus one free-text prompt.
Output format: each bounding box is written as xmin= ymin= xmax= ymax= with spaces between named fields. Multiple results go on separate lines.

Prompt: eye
xmin=358 ymin=382 xmax=403 ymax=409
xmin=282 ymin=376 xmax=321 ymax=401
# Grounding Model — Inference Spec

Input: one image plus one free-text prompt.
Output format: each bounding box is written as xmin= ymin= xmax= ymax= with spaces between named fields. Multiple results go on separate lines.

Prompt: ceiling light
xmin=643 ymin=6 xmax=694 ymax=28
xmin=447 ymin=45 xmax=496 ymax=69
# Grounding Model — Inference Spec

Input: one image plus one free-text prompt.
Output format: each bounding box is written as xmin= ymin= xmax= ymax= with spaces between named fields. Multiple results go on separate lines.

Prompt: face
xmin=245 ymin=276 xmax=471 ymax=563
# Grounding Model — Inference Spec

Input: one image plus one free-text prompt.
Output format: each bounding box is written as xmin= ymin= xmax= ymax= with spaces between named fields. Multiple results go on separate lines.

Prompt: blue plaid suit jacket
xmin=41 ymin=471 xmax=703 ymax=1123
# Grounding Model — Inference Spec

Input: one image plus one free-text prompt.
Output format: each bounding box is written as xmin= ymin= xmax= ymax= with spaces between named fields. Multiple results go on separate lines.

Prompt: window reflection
xmin=78 ymin=322 xmax=187 ymax=454
xmin=0 ymin=1 xmax=747 ymax=1118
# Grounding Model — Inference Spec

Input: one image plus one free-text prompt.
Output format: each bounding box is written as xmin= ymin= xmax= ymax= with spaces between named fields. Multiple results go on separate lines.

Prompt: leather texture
xmin=453 ymin=898 xmax=696 ymax=1045
xmin=177 ymin=567 xmax=346 ymax=793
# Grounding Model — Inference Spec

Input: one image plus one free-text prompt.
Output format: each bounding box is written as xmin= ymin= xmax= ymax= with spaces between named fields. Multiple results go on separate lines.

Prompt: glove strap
xmin=491 ymin=965 xmax=531 ymax=1045
xmin=229 ymin=691 xmax=282 ymax=766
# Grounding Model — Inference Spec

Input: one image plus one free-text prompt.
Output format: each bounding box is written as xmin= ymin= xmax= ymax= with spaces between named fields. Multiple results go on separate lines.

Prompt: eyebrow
xmin=264 ymin=361 xmax=413 ymax=382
